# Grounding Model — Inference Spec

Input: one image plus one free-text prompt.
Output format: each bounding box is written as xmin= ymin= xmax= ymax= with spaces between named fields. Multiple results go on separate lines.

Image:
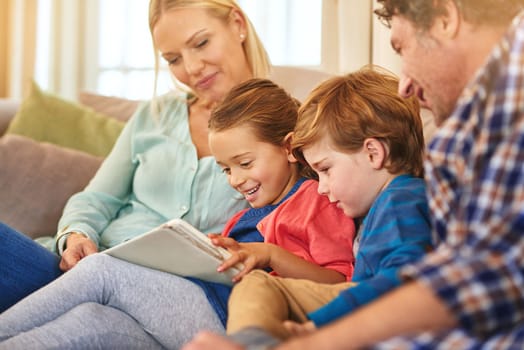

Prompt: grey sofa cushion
xmin=0 ymin=134 xmax=103 ymax=239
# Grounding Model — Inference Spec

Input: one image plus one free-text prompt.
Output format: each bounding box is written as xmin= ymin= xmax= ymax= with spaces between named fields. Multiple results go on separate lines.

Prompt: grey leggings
xmin=0 ymin=253 xmax=224 ymax=349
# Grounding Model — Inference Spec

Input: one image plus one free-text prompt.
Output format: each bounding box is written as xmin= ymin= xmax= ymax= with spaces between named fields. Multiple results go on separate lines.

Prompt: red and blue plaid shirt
xmin=384 ymin=10 xmax=524 ymax=349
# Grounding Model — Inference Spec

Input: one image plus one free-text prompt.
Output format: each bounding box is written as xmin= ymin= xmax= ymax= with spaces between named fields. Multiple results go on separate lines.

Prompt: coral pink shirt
xmin=257 ymin=180 xmax=355 ymax=280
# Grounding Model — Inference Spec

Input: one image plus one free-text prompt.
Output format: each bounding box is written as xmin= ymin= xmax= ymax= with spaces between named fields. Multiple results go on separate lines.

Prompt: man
xmin=183 ymin=1 xmax=524 ymax=348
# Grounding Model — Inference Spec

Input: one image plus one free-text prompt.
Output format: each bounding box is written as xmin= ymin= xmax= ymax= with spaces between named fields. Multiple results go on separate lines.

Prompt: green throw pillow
xmin=6 ymin=82 xmax=125 ymax=157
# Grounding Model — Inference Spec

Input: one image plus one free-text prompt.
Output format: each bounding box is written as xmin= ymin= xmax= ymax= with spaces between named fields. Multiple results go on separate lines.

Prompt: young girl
xmin=0 ymin=79 xmax=355 ymax=349
xmin=207 ymin=79 xmax=355 ymax=285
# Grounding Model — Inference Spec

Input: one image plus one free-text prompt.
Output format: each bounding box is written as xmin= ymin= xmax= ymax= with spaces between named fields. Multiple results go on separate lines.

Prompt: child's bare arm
xmin=259 ymin=243 xmax=346 ymax=283
xmin=210 ymin=235 xmax=345 ymax=283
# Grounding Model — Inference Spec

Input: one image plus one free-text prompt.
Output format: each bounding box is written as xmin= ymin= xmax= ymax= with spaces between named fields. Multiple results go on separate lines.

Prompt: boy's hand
xmin=182 ymin=331 xmax=244 ymax=350
xmin=208 ymin=234 xmax=271 ymax=282
xmin=283 ymin=320 xmax=316 ymax=336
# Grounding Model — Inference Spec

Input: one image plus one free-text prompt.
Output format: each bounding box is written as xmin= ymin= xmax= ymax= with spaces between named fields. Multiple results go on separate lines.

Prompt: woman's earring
xmin=240 ymin=33 xmax=245 ymax=42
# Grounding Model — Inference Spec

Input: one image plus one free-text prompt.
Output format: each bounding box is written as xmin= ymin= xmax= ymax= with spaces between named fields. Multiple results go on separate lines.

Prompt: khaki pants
xmin=227 ymin=270 xmax=353 ymax=340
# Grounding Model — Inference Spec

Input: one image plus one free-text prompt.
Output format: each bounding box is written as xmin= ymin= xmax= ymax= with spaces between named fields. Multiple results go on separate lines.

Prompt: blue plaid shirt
xmin=401 ymin=10 xmax=524 ymax=340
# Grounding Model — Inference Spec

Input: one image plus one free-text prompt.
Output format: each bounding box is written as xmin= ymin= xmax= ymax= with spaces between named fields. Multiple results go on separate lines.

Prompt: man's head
xmin=375 ymin=0 xmax=523 ymax=30
xmin=375 ymin=0 xmax=524 ymax=125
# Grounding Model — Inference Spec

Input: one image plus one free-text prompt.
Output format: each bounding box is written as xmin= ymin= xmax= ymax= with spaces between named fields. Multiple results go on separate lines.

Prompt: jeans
xmin=0 ymin=222 xmax=62 ymax=312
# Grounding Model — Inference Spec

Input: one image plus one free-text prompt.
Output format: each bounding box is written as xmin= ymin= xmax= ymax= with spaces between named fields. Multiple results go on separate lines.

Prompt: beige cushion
xmin=0 ymin=135 xmax=103 ymax=238
xmin=420 ymin=108 xmax=437 ymax=144
xmin=78 ymin=91 xmax=140 ymax=122
xmin=269 ymin=65 xmax=332 ymax=102
xmin=6 ymin=82 xmax=125 ymax=157
xmin=0 ymin=99 xmax=20 ymax=136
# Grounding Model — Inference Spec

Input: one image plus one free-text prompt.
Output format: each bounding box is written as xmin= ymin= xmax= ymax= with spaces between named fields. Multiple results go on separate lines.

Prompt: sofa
xmin=0 ymin=89 xmax=140 ymax=241
xmin=0 ymin=66 xmax=436 ymax=243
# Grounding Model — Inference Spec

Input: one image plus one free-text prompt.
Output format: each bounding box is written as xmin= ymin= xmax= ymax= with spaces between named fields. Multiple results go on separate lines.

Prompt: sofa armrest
xmin=0 ymin=99 xmax=20 ymax=136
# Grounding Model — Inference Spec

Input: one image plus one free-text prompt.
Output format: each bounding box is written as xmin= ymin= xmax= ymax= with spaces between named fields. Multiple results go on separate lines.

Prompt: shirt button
xmin=181 ymin=205 xmax=188 ymax=211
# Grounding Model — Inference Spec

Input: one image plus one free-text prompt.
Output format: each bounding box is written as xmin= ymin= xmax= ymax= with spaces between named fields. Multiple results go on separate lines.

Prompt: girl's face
xmin=153 ymin=7 xmax=252 ymax=104
xmin=209 ymin=125 xmax=299 ymax=208
xmin=302 ymin=135 xmax=383 ymax=218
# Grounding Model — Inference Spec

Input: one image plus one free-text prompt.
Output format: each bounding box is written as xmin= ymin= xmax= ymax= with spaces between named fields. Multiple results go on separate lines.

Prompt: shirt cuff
xmin=308 ymin=296 xmax=350 ymax=327
xmin=55 ymin=229 xmax=88 ymax=256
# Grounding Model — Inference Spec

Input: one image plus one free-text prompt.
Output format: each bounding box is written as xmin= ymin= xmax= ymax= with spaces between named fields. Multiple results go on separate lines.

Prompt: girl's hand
xmin=208 ymin=234 xmax=272 ymax=282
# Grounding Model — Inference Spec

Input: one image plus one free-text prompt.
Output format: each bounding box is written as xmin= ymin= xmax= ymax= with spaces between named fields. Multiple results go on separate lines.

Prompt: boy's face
xmin=209 ymin=125 xmax=297 ymax=208
xmin=302 ymin=135 xmax=385 ymax=219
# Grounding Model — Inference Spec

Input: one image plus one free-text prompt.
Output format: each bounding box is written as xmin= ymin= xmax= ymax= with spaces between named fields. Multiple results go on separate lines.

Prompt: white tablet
xmin=103 ymin=219 xmax=243 ymax=286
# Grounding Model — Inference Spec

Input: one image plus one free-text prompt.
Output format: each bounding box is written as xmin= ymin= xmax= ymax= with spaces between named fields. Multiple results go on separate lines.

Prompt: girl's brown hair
xmin=292 ymin=66 xmax=425 ymax=178
xmin=211 ymin=78 xmax=314 ymax=177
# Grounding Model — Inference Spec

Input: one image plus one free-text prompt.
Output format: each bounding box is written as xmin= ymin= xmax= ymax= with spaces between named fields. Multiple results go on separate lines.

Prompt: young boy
xmin=224 ymin=66 xmax=434 ymax=347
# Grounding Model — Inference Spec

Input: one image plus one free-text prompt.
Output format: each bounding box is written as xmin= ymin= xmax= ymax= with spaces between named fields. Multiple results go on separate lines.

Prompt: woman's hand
xmin=208 ymin=234 xmax=272 ymax=282
xmin=59 ymin=233 xmax=98 ymax=271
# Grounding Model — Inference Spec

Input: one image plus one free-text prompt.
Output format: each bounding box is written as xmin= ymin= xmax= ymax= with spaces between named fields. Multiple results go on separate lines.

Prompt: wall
xmin=321 ymin=0 xmax=400 ymax=76
xmin=4 ymin=0 xmax=402 ymax=99
xmin=0 ymin=0 xmax=10 ymax=97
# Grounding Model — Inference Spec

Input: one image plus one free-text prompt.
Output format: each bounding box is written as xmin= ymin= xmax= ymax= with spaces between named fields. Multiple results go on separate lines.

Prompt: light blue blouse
xmin=55 ymin=93 xmax=248 ymax=251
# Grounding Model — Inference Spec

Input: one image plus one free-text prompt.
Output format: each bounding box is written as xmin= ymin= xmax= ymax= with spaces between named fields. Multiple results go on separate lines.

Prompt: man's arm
xmin=182 ymin=281 xmax=455 ymax=350
xmin=277 ymin=281 xmax=455 ymax=350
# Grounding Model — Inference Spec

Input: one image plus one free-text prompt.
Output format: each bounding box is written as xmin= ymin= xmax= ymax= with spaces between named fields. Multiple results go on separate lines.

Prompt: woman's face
xmin=153 ymin=7 xmax=253 ymax=104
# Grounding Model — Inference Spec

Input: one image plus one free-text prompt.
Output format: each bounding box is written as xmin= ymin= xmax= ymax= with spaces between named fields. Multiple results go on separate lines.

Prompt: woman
xmin=0 ymin=0 xmax=269 ymax=313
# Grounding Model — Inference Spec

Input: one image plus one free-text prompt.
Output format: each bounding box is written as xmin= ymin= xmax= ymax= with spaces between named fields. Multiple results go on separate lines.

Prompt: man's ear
xmin=229 ymin=8 xmax=247 ymax=41
xmin=284 ymin=132 xmax=298 ymax=163
xmin=432 ymin=0 xmax=461 ymax=40
xmin=363 ymin=138 xmax=387 ymax=170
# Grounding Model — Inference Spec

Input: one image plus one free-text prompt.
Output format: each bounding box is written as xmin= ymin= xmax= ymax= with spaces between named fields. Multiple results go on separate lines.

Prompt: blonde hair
xmin=292 ymin=66 xmax=425 ymax=178
xmin=149 ymin=0 xmax=270 ymax=97
xmin=211 ymin=78 xmax=314 ymax=177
